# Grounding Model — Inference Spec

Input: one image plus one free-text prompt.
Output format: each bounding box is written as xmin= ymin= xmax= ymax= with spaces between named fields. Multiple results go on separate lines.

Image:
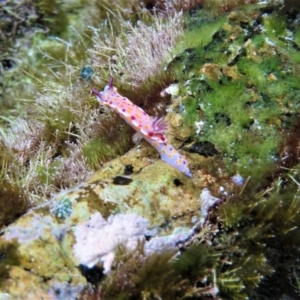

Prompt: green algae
xmin=82 ymin=138 xmax=113 ymax=169
xmin=170 ymin=4 xmax=300 ymax=184
xmin=263 ymin=12 xmax=287 ymax=38
xmin=161 ymin=6 xmax=300 ymax=297
xmin=174 ymin=14 xmax=226 ymax=55
xmin=217 ymin=175 xmax=300 ymax=299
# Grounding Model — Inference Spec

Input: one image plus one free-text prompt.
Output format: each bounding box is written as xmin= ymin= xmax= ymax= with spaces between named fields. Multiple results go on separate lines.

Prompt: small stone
xmin=231 ymin=174 xmax=244 ymax=186
xmin=267 ymin=73 xmax=277 ymax=81
xmin=187 ymin=141 xmax=218 ymax=157
xmin=80 ymin=66 xmax=94 ymax=81
xmin=112 ymin=176 xmax=133 ymax=185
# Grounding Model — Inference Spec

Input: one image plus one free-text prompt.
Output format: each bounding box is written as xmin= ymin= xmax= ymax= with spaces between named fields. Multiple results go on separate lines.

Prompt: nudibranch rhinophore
xmin=91 ymin=77 xmax=192 ymax=177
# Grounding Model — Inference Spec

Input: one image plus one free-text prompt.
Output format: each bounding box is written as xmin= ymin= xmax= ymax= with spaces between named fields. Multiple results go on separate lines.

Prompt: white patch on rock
xmin=199 ymin=188 xmax=220 ymax=225
xmin=160 ymin=83 xmax=179 ymax=97
xmin=195 ymin=120 xmax=205 ymax=135
xmin=73 ymin=212 xmax=149 ymax=273
xmin=73 ymin=192 xmax=222 ymax=273
xmin=144 ymin=227 xmax=193 ymax=255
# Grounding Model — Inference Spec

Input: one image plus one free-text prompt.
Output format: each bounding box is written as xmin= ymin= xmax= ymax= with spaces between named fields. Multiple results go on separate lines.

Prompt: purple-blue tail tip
xmin=108 ymin=76 xmax=114 ymax=89
xmin=91 ymin=88 xmax=102 ymax=100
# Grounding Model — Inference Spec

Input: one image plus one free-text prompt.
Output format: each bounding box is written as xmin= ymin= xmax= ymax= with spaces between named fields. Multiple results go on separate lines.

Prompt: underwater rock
xmin=144 ymin=226 xmax=195 ymax=255
xmin=187 ymin=141 xmax=219 ymax=157
xmin=0 ymin=177 xmax=220 ymax=298
xmin=112 ymin=175 xmax=133 ymax=185
xmin=0 ymin=138 xmax=211 ymax=298
xmin=80 ymin=66 xmax=94 ymax=81
xmin=1 ymin=211 xmax=85 ymax=297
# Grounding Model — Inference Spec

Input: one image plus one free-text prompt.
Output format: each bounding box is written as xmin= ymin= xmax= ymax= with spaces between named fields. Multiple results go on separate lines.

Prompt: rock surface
xmin=0 ymin=142 xmax=221 ymax=298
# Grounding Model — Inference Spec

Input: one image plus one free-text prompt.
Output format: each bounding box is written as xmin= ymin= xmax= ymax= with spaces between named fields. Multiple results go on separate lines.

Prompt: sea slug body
xmin=91 ymin=77 xmax=192 ymax=177
xmin=145 ymin=137 xmax=192 ymax=177
xmin=92 ymin=77 xmax=167 ymax=144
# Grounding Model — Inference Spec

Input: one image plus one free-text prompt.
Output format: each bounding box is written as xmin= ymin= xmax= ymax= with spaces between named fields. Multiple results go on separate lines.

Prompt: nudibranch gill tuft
xmin=91 ymin=77 xmax=192 ymax=177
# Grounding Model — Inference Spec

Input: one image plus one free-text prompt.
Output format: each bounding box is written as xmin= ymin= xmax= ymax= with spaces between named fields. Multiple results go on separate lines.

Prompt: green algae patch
xmin=169 ymin=5 xmax=300 ymax=183
xmin=215 ymin=174 xmax=300 ymax=298
xmin=82 ymin=138 xmax=112 ymax=168
xmin=163 ymin=6 xmax=300 ymax=297
xmin=175 ymin=14 xmax=226 ymax=55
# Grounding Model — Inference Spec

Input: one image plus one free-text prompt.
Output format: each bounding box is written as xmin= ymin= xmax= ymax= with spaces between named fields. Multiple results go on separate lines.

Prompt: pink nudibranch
xmin=91 ymin=77 xmax=192 ymax=177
